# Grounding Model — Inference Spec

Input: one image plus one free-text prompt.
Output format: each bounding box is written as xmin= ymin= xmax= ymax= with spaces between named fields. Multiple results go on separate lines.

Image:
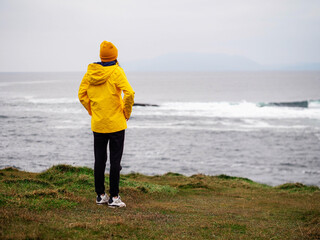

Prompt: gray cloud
xmin=0 ymin=0 xmax=319 ymax=71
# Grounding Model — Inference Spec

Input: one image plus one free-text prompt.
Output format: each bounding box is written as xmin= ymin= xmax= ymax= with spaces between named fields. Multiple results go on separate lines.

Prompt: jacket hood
xmin=86 ymin=63 xmax=118 ymax=86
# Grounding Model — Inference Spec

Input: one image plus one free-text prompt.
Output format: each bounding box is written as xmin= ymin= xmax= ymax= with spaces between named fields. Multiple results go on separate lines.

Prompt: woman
xmin=78 ymin=41 xmax=135 ymax=208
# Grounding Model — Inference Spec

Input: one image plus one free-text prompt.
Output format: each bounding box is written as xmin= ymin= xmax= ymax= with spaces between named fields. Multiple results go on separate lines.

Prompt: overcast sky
xmin=0 ymin=0 xmax=319 ymax=72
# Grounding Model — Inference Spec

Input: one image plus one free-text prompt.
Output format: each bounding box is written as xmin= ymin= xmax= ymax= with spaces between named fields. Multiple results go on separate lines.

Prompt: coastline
xmin=1 ymin=163 xmax=319 ymax=188
xmin=1 ymin=164 xmax=319 ymax=239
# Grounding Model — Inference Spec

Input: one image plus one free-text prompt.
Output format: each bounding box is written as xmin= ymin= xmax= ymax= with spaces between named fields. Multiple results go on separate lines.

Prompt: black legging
xmin=93 ymin=130 xmax=125 ymax=197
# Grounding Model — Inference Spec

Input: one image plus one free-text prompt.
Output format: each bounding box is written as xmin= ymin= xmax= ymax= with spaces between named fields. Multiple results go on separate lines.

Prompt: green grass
xmin=0 ymin=164 xmax=319 ymax=239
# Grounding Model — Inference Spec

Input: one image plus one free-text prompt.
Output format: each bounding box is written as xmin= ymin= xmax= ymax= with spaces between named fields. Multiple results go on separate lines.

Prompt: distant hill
xmin=122 ymin=53 xmax=320 ymax=72
xmin=267 ymin=62 xmax=320 ymax=71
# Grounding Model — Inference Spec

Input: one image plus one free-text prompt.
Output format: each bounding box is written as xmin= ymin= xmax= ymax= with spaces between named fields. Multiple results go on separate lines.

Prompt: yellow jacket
xmin=78 ymin=63 xmax=135 ymax=133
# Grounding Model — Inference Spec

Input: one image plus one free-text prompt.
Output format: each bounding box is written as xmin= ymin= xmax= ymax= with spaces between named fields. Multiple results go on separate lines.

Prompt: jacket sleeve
xmin=78 ymin=74 xmax=92 ymax=116
xmin=115 ymin=68 xmax=135 ymax=119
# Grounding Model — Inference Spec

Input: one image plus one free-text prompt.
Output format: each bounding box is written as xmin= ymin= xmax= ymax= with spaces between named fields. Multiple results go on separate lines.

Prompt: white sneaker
xmin=108 ymin=195 xmax=126 ymax=208
xmin=96 ymin=194 xmax=109 ymax=204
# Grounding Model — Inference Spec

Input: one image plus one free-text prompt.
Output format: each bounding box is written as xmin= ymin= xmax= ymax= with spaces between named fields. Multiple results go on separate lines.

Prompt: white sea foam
xmin=53 ymin=125 xmax=84 ymax=129
xmin=129 ymin=120 xmax=309 ymax=131
xmin=19 ymin=96 xmax=320 ymax=120
xmin=25 ymin=97 xmax=79 ymax=104
xmin=129 ymin=124 xmax=255 ymax=132
xmin=309 ymin=100 xmax=320 ymax=109
xmin=303 ymin=170 xmax=320 ymax=175
xmin=0 ymin=80 xmax=62 ymax=87
xmin=133 ymin=101 xmax=320 ymax=119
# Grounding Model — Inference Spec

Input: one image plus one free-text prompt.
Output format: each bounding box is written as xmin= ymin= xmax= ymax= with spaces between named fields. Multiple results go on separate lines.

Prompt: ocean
xmin=0 ymin=71 xmax=319 ymax=186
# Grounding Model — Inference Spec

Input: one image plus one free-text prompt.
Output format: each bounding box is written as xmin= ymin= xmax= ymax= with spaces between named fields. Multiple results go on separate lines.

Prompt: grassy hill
xmin=0 ymin=165 xmax=319 ymax=239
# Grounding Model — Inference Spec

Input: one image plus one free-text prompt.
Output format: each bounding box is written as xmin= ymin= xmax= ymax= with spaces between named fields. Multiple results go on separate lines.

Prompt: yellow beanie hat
xmin=100 ymin=41 xmax=118 ymax=62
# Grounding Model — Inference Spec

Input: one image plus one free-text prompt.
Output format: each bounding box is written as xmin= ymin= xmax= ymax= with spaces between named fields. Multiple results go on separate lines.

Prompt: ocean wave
xmin=129 ymin=119 xmax=310 ymax=131
xmin=303 ymin=170 xmax=320 ymax=175
xmin=258 ymin=99 xmax=320 ymax=108
xmin=0 ymin=80 xmax=61 ymax=87
xmin=309 ymin=99 xmax=320 ymax=108
xmin=133 ymin=101 xmax=320 ymax=119
xmin=258 ymin=100 xmax=308 ymax=108
xmin=315 ymin=133 xmax=320 ymax=141
xmin=19 ymin=97 xmax=320 ymax=111
xmin=279 ymin=162 xmax=307 ymax=168
xmin=7 ymin=97 xmax=320 ymax=120
xmin=25 ymin=97 xmax=79 ymax=104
